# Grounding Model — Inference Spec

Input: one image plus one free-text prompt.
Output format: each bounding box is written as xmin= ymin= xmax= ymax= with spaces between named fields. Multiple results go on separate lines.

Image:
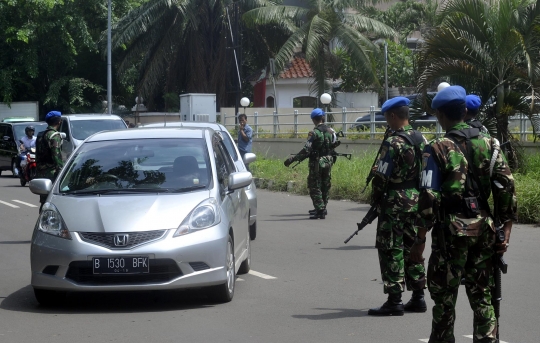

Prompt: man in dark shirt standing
xmin=237 ymin=114 xmax=253 ymax=171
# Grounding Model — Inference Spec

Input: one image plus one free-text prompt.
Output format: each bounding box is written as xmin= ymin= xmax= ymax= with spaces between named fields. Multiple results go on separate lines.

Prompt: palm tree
xmin=416 ymin=0 xmax=540 ymax=163
xmin=243 ymin=0 xmax=395 ymax=105
xmin=110 ymin=0 xmax=275 ymax=109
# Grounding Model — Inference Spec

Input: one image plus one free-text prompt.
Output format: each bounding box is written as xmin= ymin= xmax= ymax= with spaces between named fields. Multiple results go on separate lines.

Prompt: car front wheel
xmin=208 ymin=234 xmax=235 ymax=303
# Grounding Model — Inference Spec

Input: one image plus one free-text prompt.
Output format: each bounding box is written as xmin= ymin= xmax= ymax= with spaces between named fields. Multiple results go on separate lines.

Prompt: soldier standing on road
xmin=411 ymin=86 xmax=517 ymax=343
xmin=36 ymin=111 xmax=65 ymax=211
xmin=283 ymin=108 xmax=335 ymax=219
xmin=367 ymin=97 xmax=427 ymax=316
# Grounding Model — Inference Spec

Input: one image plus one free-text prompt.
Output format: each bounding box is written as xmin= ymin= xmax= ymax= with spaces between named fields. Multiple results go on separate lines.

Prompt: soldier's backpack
xmin=387 ymin=129 xmax=425 ymax=190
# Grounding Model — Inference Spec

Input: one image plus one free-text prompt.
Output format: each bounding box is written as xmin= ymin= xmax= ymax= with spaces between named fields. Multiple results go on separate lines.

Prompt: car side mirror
xmin=60 ymin=132 xmax=66 ymax=139
xmin=227 ymin=171 xmax=252 ymax=193
xmin=29 ymin=179 xmax=53 ymax=195
xmin=243 ymin=153 xmax=256 ymax=165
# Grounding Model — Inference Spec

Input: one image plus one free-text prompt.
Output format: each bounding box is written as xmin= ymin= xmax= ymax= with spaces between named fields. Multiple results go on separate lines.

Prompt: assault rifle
xmin=344 ymin=206 xmax=378 ymax=244
xmin=493 ymin=225 xmax=508 ymax=343
xmin=361 ymin=126 xmax=393 ymax=193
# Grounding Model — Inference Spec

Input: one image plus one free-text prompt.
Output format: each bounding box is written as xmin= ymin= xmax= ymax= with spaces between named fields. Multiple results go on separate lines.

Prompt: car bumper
xmin=31 ymin=225 xmax=229 ymax=292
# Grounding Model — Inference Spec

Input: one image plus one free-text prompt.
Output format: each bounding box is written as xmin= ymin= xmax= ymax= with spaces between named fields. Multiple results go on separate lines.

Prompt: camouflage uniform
xmin=371 ymin=124 xmax=427 ymax=295
xmin=36 ymin=126 xmax=64 ymax=181
xmin=289 ymin=124 xmax=335 ymax=211
xmin=418 ymin=122 xmax=517 ymax=343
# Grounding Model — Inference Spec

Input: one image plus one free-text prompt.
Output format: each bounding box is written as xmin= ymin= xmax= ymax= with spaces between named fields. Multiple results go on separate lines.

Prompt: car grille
xmin=79 ymin=230 xmax=167 ymax=250
xmin=65 ymin=259 xmax=183 ymax=285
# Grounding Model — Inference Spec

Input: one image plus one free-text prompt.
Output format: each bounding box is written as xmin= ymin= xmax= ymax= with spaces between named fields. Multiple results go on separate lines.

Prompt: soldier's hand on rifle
xmin=284 ymin=157 xmax=294 ymax=167
xmin=496 ymin=221 xmax=513 ymax=255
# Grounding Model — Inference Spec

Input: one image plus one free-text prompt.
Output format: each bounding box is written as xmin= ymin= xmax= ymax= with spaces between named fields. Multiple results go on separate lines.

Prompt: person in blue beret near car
xmin=464 ymin=94 xmax=490 ymax=135
xmin=36 ymin=111 xmax=65 ymax=211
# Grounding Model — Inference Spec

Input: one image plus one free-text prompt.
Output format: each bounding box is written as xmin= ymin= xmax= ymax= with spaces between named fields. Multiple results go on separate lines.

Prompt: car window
xmin=4 ymin=126 xmax=13 ymax=139
xmin=60 ymin=119 xmax=70 ymax=140
xmin=213 ymin=143 xmax=231 ymax=198
xmin=0 ymin=124 xmax=6 ymax=137
xmin=58 ymin=138 xmax=211 ymax=193
xmin=70 ymin=119 xmax=126 ymax=140
xmin=13 ymin=123 xmax=48 ymax=140
xmin=220 ymin=130 xmax=239 ymax=162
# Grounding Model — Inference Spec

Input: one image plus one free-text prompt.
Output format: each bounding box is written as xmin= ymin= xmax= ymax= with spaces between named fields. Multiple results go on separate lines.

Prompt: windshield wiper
xmin=170 ymin=185 xmax=207 ymax=193
xmin=62 ymin=188 xmax=173 ymax=195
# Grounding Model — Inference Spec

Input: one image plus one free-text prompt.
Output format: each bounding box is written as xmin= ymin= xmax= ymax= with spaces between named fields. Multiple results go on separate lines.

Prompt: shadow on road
xmin=321 ymin=245 xmax=375 ymax=251
xmin=0 ymin=285 xmax=220 ymax=314
xmin=292 ymin=307 xmax=368 ymax=320
xmin=0 ymin=240 xmax=31 ymax=244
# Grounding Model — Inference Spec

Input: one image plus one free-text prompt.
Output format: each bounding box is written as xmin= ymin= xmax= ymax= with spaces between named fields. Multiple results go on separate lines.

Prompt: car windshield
xmin=13 ymin=123 xmax=48 ymax=140
xmin=70 ymin=119 xmax=126 ymax=140
xmin=58 ymin=138 xmax=211 ymax=194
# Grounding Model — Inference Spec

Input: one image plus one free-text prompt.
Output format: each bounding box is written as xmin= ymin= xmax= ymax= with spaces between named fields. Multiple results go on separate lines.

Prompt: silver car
xmin=60 ymin=114 xmax=127 ymax=160
xmin=142 ymin=122 xmax=258 ymax=240
xmin=29 ymin=127 xmax=252 ymax=305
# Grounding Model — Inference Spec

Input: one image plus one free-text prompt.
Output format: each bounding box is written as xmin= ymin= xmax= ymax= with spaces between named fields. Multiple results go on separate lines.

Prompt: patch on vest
xmin=419 ymin=145 xmax=441 ymax=191
xmin=375 ymin=141 xmax=393 ymax=177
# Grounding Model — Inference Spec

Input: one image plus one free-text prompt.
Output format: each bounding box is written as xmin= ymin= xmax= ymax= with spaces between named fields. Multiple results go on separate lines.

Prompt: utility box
xmin=179 ymin=93 xmax=216 ymax=122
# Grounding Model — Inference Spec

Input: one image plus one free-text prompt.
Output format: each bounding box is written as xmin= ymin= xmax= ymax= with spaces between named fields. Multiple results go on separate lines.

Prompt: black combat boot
xmin=309 ymin=209 xmax=326 ymax=219
xmin=308 ymin=209 xmax=327 ymax=215
xmin=404 ymin=289 xmax=427 ymax=312
xmin=367 ymin=293 xmax=404 ymax=316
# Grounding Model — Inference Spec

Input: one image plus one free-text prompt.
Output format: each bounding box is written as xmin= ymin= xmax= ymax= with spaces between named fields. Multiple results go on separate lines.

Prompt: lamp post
xmin=320 ymin=93 xmax=333 ymax=124
xmin=240 ymin=97 xmax=250 ymax=115
xmin=107 ymin=0 xmax=112 ymax=114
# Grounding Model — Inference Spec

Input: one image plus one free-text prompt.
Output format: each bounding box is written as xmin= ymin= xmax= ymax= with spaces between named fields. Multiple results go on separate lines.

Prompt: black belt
xmin=387 ymin=180 xmax=417 ymax=190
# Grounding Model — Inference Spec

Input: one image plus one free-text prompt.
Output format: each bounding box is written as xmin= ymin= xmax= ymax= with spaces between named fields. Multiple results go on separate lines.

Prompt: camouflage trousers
xmin=307 ymin=160 xmax=331 ymax=210
xmin=427 ymin=226 xmax=497 ymax=343
xmin=376 ymin=213 xmax=426 ymax=294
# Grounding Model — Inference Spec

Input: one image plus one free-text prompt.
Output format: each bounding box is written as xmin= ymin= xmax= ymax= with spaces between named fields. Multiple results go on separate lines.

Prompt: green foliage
xmin=251 ymin=154 xmax=539 ymax=225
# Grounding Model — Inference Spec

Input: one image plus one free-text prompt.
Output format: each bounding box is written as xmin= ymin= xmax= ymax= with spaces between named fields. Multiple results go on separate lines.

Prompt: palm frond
xmin=344 ymin=14 xmax=396 ymax=38
xmin=243 ymin=6 xmax=309 ymax=28
xmin=305 ymin=15 xmax=332 ymax=62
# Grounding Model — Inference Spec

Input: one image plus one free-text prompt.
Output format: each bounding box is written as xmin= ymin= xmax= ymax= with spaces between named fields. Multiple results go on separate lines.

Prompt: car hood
xmin=49 ymin=191 xmax=211 ymax=233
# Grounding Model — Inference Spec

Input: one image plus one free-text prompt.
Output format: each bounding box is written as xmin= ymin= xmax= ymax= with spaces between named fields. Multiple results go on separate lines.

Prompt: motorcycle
xmin=19 ymin=144 xmax=37 ymax=187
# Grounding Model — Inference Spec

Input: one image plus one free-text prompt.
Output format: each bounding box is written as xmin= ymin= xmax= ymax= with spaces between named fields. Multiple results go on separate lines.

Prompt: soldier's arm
xmin=370 ymin=140 xmax=396 ymax=206
xmin=50 ymin=136 xmax=64 ymax=170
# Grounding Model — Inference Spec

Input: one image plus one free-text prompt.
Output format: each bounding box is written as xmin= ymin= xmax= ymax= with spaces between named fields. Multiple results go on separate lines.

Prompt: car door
xmin=60 ymin=117 xmax=73 ymax=160
xmin=0 ymin=124 xmax=8 ymax=168
xmin=213 ymin=140 xmax=244 ymax=260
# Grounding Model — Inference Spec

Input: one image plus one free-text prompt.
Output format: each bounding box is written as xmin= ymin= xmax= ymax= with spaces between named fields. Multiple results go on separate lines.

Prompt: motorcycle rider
xmin=17 ymin=126 xmax=36 ymax=175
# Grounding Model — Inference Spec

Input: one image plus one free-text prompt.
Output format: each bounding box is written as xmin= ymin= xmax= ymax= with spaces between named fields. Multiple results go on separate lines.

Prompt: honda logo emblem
xmin=114 ymin=234 xmax=129 ymax=247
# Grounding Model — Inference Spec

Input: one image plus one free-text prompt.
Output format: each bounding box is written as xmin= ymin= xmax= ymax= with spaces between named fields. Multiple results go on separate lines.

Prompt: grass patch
xmin=251 ymin=153 xmax=539 ymax=225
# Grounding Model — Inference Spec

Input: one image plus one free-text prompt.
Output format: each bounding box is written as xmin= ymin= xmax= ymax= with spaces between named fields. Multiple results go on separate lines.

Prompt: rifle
xmin=493 ymin=224 xmax=508 ymax=343
xmin=361 ymin=126 xmax=392 ymax=193
xmin=344 ymin=206 xmax=378 ymax=244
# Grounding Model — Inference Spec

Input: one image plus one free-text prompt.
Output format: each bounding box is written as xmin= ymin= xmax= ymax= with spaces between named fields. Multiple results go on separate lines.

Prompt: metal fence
xmin=222 ymin=107 xmax=539 ymax=141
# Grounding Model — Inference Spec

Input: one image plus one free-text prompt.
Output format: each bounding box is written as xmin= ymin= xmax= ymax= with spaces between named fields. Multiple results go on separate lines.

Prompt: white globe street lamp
xmin=437 ymin=82 xmax=451 ymax=92
xmin=320 ymin=93 xmax=332 ymax=105
xmin=240 ymin=97 xmax=250 ymax=115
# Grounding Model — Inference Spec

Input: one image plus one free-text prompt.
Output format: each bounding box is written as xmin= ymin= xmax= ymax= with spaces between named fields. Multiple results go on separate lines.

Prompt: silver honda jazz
xmin=29 ymin=127 xmax=252 ymax=305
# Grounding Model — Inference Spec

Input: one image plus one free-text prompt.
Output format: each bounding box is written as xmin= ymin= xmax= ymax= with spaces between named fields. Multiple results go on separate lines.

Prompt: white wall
xmin=0 ymin=102 xmax=39 ymax=121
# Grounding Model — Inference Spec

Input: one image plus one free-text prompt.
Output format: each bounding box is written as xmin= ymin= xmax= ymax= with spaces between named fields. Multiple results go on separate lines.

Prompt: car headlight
xmin=37 ymin=203 xmax=71 ymax=240
xmin=174 ymin=198 xmax=221 ymax=237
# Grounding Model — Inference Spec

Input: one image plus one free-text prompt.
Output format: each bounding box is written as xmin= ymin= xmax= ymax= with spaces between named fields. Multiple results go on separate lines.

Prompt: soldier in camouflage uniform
xmin=368 ymin=97 xmax=427 ymax=316
xmin=411 ymin=86 xmax=517 ymax=343
xmin=283 ymin=108 xmax=335 ymax=219
xmin=36 ymin=111 xmax=65 ymax=211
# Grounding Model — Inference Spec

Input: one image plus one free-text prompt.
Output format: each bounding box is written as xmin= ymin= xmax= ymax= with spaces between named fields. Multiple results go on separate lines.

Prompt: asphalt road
xmin=0 ymin=172 xmax=538 ymax=343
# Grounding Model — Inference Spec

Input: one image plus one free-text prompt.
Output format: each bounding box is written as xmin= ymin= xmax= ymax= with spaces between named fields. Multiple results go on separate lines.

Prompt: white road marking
xmin=464 ymin=335 xmax=509 ymax=343
xmin=0 ymin=200 xmax=19 ymax=208
xmin=12 ymin=200 xmax=38 ymax=208
xmin=419 ymin=339 xmax=429 ymax=342
xmin=248 ymin=270 xmax=277 ymax=279
xmin=236 ymin=278 xmax=244 ymax=282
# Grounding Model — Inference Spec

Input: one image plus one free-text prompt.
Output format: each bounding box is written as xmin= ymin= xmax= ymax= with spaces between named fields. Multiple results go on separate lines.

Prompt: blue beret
xmin=466 ymin=95 xmax=481 ymax=110
xmin=431 ymin=86 xmax=466 ymax=109
xmin=381 ymin=96 xmax=410 ymax=114
xmin=45 ymin=111 xmax=62 ymax=120
xmin=310 ymin=108 xmax=324 ymax=119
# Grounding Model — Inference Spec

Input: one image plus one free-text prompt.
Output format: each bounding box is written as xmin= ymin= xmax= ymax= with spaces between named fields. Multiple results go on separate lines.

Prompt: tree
xmin=243 ymin=0 xmax=395 ymax=104
xmin=416 ymin=0 xmax=540 ymax=165
xmin=110 ymin=0 xmax=275 ymax=110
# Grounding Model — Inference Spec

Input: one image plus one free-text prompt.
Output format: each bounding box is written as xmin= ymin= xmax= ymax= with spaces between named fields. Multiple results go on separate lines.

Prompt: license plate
xmin=92 ymin=256 xmax=149 ymax=274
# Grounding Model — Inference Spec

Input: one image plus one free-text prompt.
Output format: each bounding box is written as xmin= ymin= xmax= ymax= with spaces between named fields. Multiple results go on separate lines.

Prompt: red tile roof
xmin=279 ymin=55 xmax=313 ymax=79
